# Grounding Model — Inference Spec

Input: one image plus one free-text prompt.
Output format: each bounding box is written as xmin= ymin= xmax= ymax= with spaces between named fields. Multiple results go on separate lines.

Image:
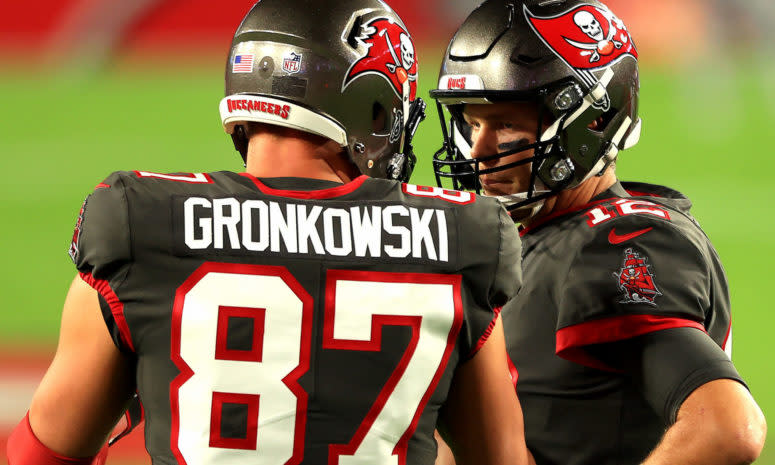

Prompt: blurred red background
xmin=1 ymin=0 xmax=711 ymax=68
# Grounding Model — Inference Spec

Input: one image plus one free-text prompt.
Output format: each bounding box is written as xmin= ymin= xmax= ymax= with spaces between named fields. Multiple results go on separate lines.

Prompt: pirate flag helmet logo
xmin=342 ymin=17 xmax=418 ymax=103
xmin=525 ymin=4 xmax=637 ymax=71
xmin=613 ymin=248 xmax=662 ymax=305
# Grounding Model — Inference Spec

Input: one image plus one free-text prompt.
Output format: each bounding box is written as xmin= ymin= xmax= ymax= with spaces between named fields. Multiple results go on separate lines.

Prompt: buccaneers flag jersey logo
xmin=343 ymin=17 xmax=418 ymax=102
xmin=525 ymin=4 xmax=637 ymax=71
xmin=613 ymin=248 xmax=662 ymax=305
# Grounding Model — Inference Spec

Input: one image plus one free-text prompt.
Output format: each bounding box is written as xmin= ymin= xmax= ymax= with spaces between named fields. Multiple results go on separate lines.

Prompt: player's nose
xmin=469 ymin=128 xmax=498 ymax=162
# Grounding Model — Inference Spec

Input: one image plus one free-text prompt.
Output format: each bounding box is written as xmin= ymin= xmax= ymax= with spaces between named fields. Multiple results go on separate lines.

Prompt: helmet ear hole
xmin=588 ymin=109 xmax=617 ymax=133
xmin=372 ymin=102 xmax=388 ymax=135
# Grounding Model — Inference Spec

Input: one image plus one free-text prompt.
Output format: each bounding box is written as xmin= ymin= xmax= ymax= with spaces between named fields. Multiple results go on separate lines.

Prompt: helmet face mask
xmin=431 ymin=0 xmax=641 ymax=220
xmin=220 ymin=0 xmax=425 ymax=182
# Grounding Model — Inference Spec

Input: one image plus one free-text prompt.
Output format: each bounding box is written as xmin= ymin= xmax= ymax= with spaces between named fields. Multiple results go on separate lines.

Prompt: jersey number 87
xmin=170 ymin=262 xmax=463 ymax=465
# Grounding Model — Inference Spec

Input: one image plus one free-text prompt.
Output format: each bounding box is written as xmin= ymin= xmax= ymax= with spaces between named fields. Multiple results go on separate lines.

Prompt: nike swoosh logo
xmin=608 ymin=227 xmax=653 ymax=244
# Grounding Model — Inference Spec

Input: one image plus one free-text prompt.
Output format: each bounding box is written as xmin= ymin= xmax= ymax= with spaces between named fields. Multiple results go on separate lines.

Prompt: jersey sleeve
xmin=461 ymin=204 xmax=523 ymax=359
xmin=69 ymin=172 xmax=134 ymax=351
xmin=70 ymin=172 xmax=132 ymax=276
xmin=588 ymin=327 xmax=746 ymax=423
xmin=491 ymin=207 xmax=523 ymax=308
xmin=554 ymin=216 xmax=716 ymax=370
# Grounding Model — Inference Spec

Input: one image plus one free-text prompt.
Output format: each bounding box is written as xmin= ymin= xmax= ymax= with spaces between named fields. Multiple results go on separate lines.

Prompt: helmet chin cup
xmin=386 ymin=151 xmax=417 ymax=182
xmin=388 ymin=97 xmax=426 ymax=182
xmin=506 ymin=199 xmax=546 ymax=223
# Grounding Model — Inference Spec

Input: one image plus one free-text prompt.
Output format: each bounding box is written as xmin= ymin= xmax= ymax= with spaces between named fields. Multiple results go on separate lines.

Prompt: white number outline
xmin=170 ymin=263 xmax=312 ymax=465
xmin=614 ymin=199 xmax=671 ymax=220
xmin=323 ymin=270 xmax=463 ymax=465
xmin=584 ymin=205 xmax=616 ymax=226
xmin=135 ymin=171 xmax=213 ymax=183
xmin=169 ymin=264 xmax=463 ymax=465
xmin=585 ymin=199 xmax=670 ymax=227
xmin=403 ymin=184 xmax=475 ymax=205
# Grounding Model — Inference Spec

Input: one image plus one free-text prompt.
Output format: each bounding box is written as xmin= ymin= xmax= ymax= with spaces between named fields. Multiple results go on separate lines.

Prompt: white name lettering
xmin=183 ymin=197 xmax=450 ymax=262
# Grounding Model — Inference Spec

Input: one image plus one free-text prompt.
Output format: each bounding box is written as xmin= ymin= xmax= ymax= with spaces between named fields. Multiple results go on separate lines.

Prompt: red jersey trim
xmin=109 ymin=394 xmax=145 ymax=446
xmin=123 ymin=398 xmax=145 ymax=431
xmin=469 ymin=306 xmax=502 ymax=359
xmin=625 ymin=190 xmax=661 ymax=198
xmin=556 ymin=314 xmax=705 ymax=371
xmin=722 ymin=321 xmax=732 ymax=352
xmin=507 ymin=354 xmax=519 ymax=388
xmin=79 ymin=272 xmax=135 ymax=352
xmin=519 ymin=196 xmax=618 ymax=237
xmin=239 ymin=173 xmax=369 ymax=199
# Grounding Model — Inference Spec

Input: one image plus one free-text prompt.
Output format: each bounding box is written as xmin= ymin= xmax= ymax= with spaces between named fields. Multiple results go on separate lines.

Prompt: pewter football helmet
xmin=431 ymin=0 xmax=640 ymax=218
xmin=221 ymin=0 xmax=425 ymax=182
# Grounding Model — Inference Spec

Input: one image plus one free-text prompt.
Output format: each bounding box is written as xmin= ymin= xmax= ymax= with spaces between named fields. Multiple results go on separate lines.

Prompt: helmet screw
xmin=579 ymin=145 xmax=589 ymax=154
xmin=555 ymin=92 xmax=574 ymax=110
xmin=554 ymin=85 xmax=581 ymax=111
xmin=258 ymin=57 xmax=274 ymax=79
xmin=367 ymin=160 xmax=375 ymax=169
xmin=550 ymin=159 xmax=574 ymax=182
xmin=354 ymin=143 xmax=366 ymax=154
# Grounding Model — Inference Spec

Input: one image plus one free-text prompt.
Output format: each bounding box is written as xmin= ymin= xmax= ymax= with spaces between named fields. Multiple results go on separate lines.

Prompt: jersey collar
xmin=239 ymin=173 xmax=369 ymax=199
xmin=518 ymin=181 xmax=629 ymax=237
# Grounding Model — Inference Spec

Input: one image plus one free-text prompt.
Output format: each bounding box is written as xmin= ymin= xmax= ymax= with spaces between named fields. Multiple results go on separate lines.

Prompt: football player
xmin=430 ymin=0 xmax=767 ymax=464
xmin=6 ymin=1 xmax=531 ymax=465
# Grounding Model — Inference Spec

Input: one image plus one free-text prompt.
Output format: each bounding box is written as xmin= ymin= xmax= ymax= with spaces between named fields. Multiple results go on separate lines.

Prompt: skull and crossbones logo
xmin=400 ymin=34 xmax=415 ymax=70
xmin=343 ymin=17 xmax=418 ymax=102
xmin=383 ymin=31 xmax=416 ymax=81
xmin=566 ymin=9 xmax=627 ymax=63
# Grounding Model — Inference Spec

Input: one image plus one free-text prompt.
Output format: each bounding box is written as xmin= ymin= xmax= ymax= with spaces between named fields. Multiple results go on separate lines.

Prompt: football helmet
xmin=220 ymin=0 xmax=425 ymax=182
xmin=430 ymin=0 xmax=641 ymax=219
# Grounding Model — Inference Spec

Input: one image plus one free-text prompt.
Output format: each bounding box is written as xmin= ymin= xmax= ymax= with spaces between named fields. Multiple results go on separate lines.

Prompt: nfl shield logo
xmin=283 ymin=52 xmax=302 ymax=74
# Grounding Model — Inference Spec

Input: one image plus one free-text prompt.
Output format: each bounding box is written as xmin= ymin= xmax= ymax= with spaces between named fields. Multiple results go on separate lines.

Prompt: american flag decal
xmin=232 ymin=54 xmax=254 ymax=73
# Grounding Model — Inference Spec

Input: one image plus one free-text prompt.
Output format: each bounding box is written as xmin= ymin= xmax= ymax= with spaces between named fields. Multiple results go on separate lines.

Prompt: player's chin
xmin=482 ymin=188 xmax=516 ymax=198
xmin=481 ymin=181 xmax=518 ymax=198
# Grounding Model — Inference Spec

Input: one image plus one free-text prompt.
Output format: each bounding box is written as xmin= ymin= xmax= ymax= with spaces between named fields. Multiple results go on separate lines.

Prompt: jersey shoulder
xmin=571 ymin=193 xmax=709 ymax=253
xmin=390 ymin=182 xmax=522 ymax=305
xmin=397 ymin=182 xmax=513 ymax=239
xmin=549 ymin=194 xmax=730 ymax=368
xmin=556 ymin=195 xmax=718 ymax=329
xmin=395 ymin=182 xmax=523 ymax=357
xmin=70 ymin=170 xmax=242 ymax=273
xmin=113 ymin=170 xmax=249 ymax=198
xmin=70 ymin=171 xmax=133 ymax=277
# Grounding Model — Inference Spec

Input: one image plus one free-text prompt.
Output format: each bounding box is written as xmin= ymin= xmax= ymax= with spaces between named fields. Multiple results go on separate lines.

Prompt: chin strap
xmin=589 ymin=114 xmax=638 ymax=179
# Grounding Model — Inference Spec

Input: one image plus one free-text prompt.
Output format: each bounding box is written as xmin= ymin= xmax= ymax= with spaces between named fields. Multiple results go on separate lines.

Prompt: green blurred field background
xmin=1 ymin=53 xmax=773 ymax=462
